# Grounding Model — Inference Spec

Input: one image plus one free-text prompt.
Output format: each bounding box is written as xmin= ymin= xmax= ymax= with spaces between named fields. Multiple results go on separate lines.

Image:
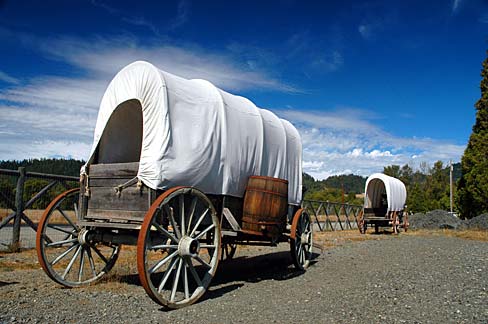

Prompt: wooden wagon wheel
xmin=357 ymin=209 xmax=366 ymax=234
xmin=290 ymin=208 xmax=313 ymax=270
xmin=221 ymin=243 xmax=237 ymax=261
xmin=137 ymin=187 xmax=221 ymax=309
xmin=36 ymin=188 xmax=120 ymax=287
xmin=403 ymin=214 xmax=409 ymax=232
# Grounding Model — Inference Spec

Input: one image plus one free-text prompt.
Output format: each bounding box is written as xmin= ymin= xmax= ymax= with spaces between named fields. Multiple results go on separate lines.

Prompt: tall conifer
xmin=457 ymin=53 xmax=488 ymax=218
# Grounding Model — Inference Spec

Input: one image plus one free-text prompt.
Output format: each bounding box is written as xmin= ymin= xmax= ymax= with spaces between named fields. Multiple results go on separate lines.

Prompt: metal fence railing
xmin=0 ymin=167 xmax=78 ymax=251
xmin=302 ymin=199 xmax=363 ymax=231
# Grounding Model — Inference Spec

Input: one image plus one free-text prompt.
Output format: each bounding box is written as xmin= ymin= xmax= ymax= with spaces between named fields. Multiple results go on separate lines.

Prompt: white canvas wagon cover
xmin=364 ymin=173 xmax=406 ymax=212
xmin=84 ymin=61 xmax=302 ymax=205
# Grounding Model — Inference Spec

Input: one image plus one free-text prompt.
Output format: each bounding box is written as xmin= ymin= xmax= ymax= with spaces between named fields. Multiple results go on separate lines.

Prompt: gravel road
xmin=1 ymin=233 xmax=487 ymax=323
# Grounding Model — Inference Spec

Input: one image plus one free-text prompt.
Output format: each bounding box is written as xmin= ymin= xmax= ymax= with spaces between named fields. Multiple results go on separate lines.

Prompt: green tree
xmin=383 ymin=165 xmax=401 ymax=178
xmin=457 ymin=52 xmax=488 ymax=219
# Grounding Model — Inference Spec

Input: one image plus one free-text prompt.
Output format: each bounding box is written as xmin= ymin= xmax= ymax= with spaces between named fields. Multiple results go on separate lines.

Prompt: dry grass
xmin=313 ymin=229 xmax=390 ymax=249
xmin=1 ymin=229 xmax=486 ymax=276
xmin=409 ymin=229 xmax=488 ymax=242
xmin=0 ymin=248 xmax=39 ymax=271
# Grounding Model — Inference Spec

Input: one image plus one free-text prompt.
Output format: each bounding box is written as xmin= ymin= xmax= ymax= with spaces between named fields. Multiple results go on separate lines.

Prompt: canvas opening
xmin=366 ymin=178 xmax=387 ymax=209
xmin=95 ymin=99 xmax=143 ymax=164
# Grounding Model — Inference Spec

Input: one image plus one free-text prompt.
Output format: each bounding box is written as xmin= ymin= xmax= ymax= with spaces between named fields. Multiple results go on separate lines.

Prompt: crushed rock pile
xmin=465 ymin=213 xmax=488 ymax=230
xmin=409 ymin=210 xmax=488 ymax=230
xmin=409 ymin=210 xmax=464 ymax=230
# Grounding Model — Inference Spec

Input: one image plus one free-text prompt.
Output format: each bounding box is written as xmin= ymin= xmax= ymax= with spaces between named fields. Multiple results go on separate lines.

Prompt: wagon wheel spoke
xmin=179 ymin=195 xmax=186 ymax=237
xmin=183 ymin=262 xmax=190 ymax=300
xmin=151 ymin=244 xmax=179 ymax=250
xmin=86 ymin=247 xmax=97 ymax=278
xmin=46 ymin=237 xmax=78 ymax=247
xmin=194 ymin=224 xmax=215 ymax=240
xmin=89 ymin=244 xmax=109 ymax=264
xmin=137 ymin=187 xmax=220 ymax=309
xmin=56 ymin=207 xmax=79 ymax=231
xmin=189 ymin=208 xmax=210 ymax=237
xmin=149 ymin=250 xmax=178 ymax=274
xmin=50 ymin=243 xmax=78 ymax=266
xmin=186 ymin=258 xmax=203 ymax=287
xmin=62 ymin=245 xmax=82 ymax=279
xmin=157 ymin=257 xmax=179 ymax=293
xmin=187 ymin=197 xmax=198 ymax=234
xmin=47 ymin=224 xmax=77 ymax=236
xmin=170 ymin=259 xmax=183 ymax=302
xmin=153 ymin=222 xmax=179 ymax=244
xmin=164 ymin=205 xmax=181 ymax=239
xmin=194 ymin=255 xmax=211 ymax=269
xmin=78 ymin=247 xmax=86 ymax=282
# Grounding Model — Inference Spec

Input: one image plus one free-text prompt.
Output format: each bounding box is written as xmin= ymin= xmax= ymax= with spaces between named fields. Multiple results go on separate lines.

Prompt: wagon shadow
xmin=114 ymin=249 xmax=319 ymax=307
xmin=200 ymin=249 xmax=320 ymax=302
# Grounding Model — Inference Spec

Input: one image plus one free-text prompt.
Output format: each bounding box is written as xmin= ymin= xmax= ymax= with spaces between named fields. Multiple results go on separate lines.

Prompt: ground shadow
xmin=115 ymin=248 xmax=320 ymax=309
xmin=0 ymin=280 xmax=19 ymax=287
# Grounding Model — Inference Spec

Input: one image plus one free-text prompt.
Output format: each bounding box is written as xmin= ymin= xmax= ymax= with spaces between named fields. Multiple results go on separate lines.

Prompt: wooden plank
xmin=89 ymin=177 xmax=137 ymax=187
xmin=78 ymin=220 xmax=141 ymax=230
xmin=86 ymin=209 xmax=146 ymax=222
xmin=89 ymin=162 xmax=139 ymax=178
xmin=88 ymin=186 xmax=149 ymax=211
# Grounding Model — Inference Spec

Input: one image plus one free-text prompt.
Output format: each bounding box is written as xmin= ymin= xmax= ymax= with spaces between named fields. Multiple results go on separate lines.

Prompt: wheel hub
xmin=78 ymin=228 xmax=90 ymax=246
xmin=179 ymin=236 xmax=200 ymax=256
xmin=300 ymin=232 xmax=310 ymax=243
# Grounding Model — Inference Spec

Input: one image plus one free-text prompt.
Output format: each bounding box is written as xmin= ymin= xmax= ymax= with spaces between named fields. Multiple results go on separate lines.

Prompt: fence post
xmin=12 ymin=167 xmax=26 ymax=251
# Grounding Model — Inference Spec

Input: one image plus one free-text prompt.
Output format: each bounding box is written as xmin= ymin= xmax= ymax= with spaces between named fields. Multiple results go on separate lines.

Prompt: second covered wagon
xmin=358 ymin=173 xmax=408 ymax=234
xmin=36 ymin=61 xmax=313 ymax=309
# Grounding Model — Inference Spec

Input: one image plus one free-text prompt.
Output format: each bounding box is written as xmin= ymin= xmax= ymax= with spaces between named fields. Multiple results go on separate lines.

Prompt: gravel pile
xmin=409 ymin=209 xmax=464 ymax=230
xmin=466 ymin=213 xmax=488 ymax=230
xmin=1 ymin=235 xmax=487 ymax=323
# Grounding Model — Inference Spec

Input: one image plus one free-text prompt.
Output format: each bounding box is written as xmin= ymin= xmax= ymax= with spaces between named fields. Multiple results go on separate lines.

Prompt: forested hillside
xmin=0 ymin=158 xmax=84 ymax=176
xmin=302 ymin=173 xmax=366 ymax=205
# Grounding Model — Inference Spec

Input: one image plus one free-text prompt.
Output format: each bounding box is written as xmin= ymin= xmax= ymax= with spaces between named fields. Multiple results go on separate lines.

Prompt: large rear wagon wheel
xmin=290 ymin=209 xmax=313 ymax=271
xmin=137 ymin=187 xmax=221 ymax=309
xmin=36 ymin=188 xmax=120 ymax=287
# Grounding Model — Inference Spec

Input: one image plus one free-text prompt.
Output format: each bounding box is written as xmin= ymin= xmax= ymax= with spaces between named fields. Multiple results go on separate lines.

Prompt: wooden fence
xmin=0 ymin=168 xmax=363 ymax=250
xmin=0 ymin=167 xmax=78 ymax=251
xmin=301 ymin=199 xmax=363 ymax=231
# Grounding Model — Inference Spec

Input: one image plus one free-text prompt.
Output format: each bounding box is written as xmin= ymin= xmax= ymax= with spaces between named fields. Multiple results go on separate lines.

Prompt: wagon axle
xmin=179 ymin=236 xmax=200 ymax=256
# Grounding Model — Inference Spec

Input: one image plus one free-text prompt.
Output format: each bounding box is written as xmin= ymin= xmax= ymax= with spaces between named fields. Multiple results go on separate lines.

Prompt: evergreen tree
xmin=457 ymin=52 xmax=488 ymax=218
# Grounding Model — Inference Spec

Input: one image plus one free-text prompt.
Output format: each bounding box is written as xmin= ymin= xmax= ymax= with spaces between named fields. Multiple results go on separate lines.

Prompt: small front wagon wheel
xmin=36 ymin=188 xmax=120 ymax=287
xmin=137 ymin=187 xmax=221 ymax=309
xmin=290 ymin=209 xmax=313 ymax=270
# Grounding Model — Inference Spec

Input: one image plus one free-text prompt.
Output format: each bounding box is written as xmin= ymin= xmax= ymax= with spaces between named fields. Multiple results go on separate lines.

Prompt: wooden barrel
xmin=241 ymin=176 xmax=288 ymax=239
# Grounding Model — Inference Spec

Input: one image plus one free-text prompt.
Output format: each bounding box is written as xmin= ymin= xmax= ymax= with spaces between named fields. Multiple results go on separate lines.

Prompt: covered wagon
xmin=358 ymin=173 xmax=408 ymax=234
xmin=36 ymin=61 xmax=313 ymax=309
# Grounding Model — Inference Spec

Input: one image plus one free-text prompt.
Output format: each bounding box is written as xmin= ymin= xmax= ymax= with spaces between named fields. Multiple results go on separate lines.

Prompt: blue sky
xmin=0 ymin=0 xmax=487 ymax=179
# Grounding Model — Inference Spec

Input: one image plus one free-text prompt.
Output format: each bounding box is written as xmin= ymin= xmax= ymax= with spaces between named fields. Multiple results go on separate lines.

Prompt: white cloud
xmin=0 ymin=70 xmax=20 ymax=85
xmin=271 ymin=108 xmax=465 ymax=180
xmin=452 ymin=0 xmax=462 ymax=13
xmin=0 ymin=33 xmax=299 ymax=161
xmin=0 ymin=32 xmax=465 ymax=179
xmin=168 ymin=0 xmax=190 ymax=31
xmin=38 ymin=36 xmax=297 ymax=93
xmin=358 ymin=24 xmax=373 ymax=39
